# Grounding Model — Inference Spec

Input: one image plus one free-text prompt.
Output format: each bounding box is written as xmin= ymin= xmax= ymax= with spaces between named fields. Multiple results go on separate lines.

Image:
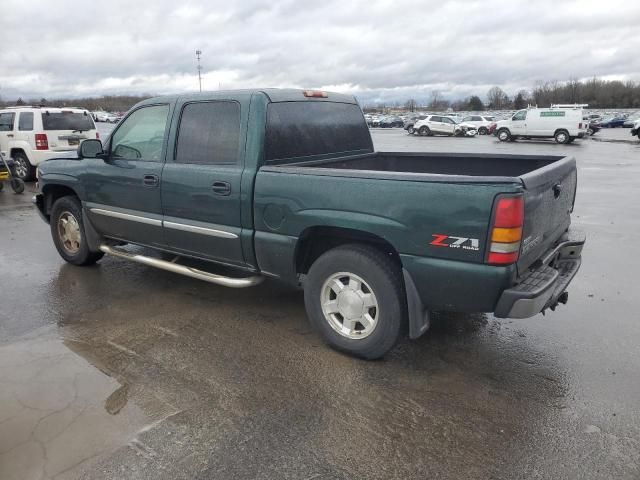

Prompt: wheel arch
xmin=295 ymin=225 xmax=402 ymax=275
xmin=41 ymin=183 xmax=81 ymax=219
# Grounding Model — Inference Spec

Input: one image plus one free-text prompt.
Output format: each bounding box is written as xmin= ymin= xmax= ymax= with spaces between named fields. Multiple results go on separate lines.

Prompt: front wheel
xmin=304 ymin=245 xmax=404 ymax=359
xmin=407 ymin=126 xmax=415 ymax=134
xmin=478 ymin=126 xmax=487 ymax=135
xmin=50 ymin=196 xmax=104 ymax=266
xmin=418 ymin=126 xmax=431 ymax=136
xmin=497 ymin=129 xmax=511 ymax=142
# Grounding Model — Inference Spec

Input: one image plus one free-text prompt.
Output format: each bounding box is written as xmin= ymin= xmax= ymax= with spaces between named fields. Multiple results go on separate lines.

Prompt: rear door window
xmin=18 ymin=112 xmax=34 ymax=131
xmin=175 ymin=101 xmax=240 ymax=164
xmin=42 ymin=111 xmax=95 ymax=131
xmin=265 ymin=102 xmax=373 ymax=163
xmin=0 ymin=113 xmax=15 ymax=131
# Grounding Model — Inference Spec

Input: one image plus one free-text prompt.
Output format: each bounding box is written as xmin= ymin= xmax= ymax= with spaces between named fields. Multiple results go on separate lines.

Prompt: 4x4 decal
xmin=430 ymin=234 xmax=480 ymax=251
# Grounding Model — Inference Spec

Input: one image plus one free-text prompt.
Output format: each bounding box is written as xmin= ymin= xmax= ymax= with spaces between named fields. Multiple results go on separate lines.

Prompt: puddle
xmin=0 ymin=330 xmax=148 ymax=480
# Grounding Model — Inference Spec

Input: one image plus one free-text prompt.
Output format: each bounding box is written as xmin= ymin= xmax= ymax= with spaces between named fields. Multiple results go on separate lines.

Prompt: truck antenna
xmin=195 ymin=49 xmax=203 ymax=92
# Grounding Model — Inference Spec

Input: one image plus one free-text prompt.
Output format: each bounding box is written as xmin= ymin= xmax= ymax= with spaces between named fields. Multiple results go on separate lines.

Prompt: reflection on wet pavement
xmin=0 ymin=331 xmax=147 ymax=480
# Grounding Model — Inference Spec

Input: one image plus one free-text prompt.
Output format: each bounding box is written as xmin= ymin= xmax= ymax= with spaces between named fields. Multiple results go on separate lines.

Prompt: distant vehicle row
xmin=92 ymin=111 xmax=122 ymax=123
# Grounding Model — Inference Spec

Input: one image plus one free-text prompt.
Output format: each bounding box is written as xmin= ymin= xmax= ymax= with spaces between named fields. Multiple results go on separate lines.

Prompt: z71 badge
xmin=430 ymin=234 xmax=480 ymax=251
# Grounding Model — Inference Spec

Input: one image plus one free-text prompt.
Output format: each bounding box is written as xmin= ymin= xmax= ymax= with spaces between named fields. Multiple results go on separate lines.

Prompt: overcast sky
xmin=1 ymin=0 xmax=639 ymax=104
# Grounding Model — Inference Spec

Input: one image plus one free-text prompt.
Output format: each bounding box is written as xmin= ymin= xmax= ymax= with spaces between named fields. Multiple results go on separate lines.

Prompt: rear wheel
xmin=50 ymin=196 xmax=104 ymax=266
xmin=304 ymin=244 xmax=405 ymax=359
xmin=554 ymin=130 xmax=570 ymax=144
xmin=407 ymin=126 xmax=415 ymax=134
xmin=497 ymin=129 xmax=511 ymax=142
xmin=587 ymin=127 xmax=594 ymax=135
xmin=13 ymin=152 xmax=35 ymax=181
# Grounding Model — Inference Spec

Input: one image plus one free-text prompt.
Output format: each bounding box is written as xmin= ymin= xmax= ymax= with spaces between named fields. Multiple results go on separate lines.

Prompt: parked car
xmin=631 ymin=119 xmax=640 ymax=140
xmin=34 ymin=88 xmax=585 ymax=359
xmin=494 ymin=106 xmax=587 ymax=144
xmin=599 ymin=116 xmax=626 ymax=128
xmin=623 ymin=114 xmax=640 ymax=128
xmin=93 ymin=111 xmax=121 ymax=123
xmin=460 ymin=115 xmax=496 ymax=135
xmin=379 ymin=116 xmax=404 ymax=128
xmin=0 ymin=106 xmax=98 ymax=180
xmin=413 ymin=115 xmax=477 ymax=137
xmin=585 ymin=119 xmax=601 ymax=136
xmin=403 ymin=115 xmax=427 ymax=134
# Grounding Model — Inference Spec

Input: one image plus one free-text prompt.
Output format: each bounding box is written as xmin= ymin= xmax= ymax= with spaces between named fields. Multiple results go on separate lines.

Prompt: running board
xmin=99 ymin=245 xmax=264 ymax=288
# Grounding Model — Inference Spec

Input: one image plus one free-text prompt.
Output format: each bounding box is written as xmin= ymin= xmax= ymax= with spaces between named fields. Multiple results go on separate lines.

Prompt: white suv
xmin=413 ymin=115 xmax=476 ymax=136
xmin=460 ymin=115 xmax=496 ymax=135
xmin=0 ymin=106 xmax=98 ymax=180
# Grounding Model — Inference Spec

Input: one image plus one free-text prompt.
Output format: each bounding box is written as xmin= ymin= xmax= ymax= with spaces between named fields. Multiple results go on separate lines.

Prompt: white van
xmin=0 ymin=106 xmax=98 ymax=180
xmin=494 ymin=105 xmax=588 ymax=144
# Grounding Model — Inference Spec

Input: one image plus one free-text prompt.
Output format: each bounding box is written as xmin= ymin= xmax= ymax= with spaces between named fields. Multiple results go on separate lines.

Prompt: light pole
xmin=195 ymin=49 xmax=202 ymax=92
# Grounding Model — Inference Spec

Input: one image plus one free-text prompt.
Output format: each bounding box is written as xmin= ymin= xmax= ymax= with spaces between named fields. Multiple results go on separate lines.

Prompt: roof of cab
xmin=139 ymin=88 xmax=358 ymax=105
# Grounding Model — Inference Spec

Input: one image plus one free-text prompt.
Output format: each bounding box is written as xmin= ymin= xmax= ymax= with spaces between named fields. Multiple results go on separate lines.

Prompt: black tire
xmin=50 ymin=196 xmax=104 ymax=266
xmin=407 ymin=126 xmax=415 ymax=134
xmin=13 ymin=152 xmax=35 ymax=181
xmin=478 ymin=126 xmax=487 ymax=135
xmin=554 ymin=130 xmax=570 ymax=144
xmin=418 ymin=126 xmax=431 ymax=136
xmin=304 ymin=244 xmax=405 ymax=359
xmin=587 ymin=127 xmax=594 ymax=135
xmin=10 ymin=178 xmax=24 ymax=194
xmin=497 ymin=128 xmax=511 ymax=142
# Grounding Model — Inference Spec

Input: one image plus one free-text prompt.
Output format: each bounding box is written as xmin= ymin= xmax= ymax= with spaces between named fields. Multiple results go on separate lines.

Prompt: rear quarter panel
xmin=253 ymin=169 xmax=522 ymax=285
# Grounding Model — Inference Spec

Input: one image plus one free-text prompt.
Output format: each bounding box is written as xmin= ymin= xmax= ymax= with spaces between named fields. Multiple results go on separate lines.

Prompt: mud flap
xmin=403 ymin=269 xmax=430 ymax=339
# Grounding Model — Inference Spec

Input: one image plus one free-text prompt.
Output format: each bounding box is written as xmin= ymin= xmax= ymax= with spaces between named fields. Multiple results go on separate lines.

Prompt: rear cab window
xmin=265 ymin=102 xmax=373 ymax=163
xmin=42 ymin=111 xmax=95 ymax=131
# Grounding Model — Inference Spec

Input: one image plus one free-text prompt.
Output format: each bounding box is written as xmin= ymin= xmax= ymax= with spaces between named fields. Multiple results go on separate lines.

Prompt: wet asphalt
xmin=1 ymin=127 xmax=639 ymax=479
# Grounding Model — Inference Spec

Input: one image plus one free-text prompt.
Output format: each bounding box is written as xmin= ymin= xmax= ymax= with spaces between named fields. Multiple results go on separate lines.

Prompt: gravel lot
xmin=0 ymin=129 xmax=639 ymax=479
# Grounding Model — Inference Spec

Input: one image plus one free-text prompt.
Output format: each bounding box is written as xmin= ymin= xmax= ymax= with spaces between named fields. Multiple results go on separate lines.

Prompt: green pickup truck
xmin=34 ymin=89 xmax=585 ymax=359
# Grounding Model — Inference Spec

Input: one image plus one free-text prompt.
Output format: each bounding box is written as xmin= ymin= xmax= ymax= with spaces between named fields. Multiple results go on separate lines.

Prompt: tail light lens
xmin=35 ymin=133 xmax=48 ymax=150
xmin=96 ymin=132 xmax=100 ymax=139
xmin=487 ymin=195 xmax=524 ymax=265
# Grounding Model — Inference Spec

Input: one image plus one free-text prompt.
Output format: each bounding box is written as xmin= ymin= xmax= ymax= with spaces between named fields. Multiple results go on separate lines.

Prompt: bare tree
xmin=487 ymin=86 xmax=509 ymax=109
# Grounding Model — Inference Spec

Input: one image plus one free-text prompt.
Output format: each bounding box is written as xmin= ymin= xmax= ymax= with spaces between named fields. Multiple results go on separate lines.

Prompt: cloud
xmin=1 ymin=0 xmax=639 ymax=104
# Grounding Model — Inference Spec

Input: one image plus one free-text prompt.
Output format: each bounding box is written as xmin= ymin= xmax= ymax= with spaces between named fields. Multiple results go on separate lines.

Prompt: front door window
xmin=110 ymin=105 xmax=169 ymax=161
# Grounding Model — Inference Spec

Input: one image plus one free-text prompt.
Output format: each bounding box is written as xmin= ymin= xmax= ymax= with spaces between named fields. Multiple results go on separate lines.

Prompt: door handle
xmin=143 ymin=174 xmax=159 ymax=187
xmin=212 ymin=181 xmax=231 ymax=195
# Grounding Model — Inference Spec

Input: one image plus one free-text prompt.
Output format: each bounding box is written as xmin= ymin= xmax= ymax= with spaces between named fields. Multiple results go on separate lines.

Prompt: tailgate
xmin=517 ymin=156 xmax=577 ymax=273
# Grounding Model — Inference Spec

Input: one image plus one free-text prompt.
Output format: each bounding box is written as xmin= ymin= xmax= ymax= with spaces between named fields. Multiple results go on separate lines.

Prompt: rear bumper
xmin=494 ymin=228 xmax=585 ymax=318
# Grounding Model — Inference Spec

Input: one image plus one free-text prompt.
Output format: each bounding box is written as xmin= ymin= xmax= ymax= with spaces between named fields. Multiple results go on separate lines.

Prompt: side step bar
xmin=99 ymin=245 xmax=264 ymax=288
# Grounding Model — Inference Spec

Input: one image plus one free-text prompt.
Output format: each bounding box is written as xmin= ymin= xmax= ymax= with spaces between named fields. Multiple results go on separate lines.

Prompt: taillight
xmin=96 ymin=132 xmax=100 ymax=139
xmin=579 ymin=122 xmax=583 ymax=129
xmin=35 ymin=133 xmax=48 ymax=150
xmin=487 ymin=195 xmax=524 ymax=265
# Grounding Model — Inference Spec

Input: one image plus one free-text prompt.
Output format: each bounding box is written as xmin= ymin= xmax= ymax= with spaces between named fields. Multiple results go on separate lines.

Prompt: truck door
xmin=84 ymin=103 xmax=170 ymax=248
xmin=160 ymin=99 xmax=246 ymax=267
xmin=510 ymin=109 xmax=527 ymax=136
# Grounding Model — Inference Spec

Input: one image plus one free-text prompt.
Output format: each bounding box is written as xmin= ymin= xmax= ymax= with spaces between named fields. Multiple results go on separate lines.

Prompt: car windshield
xmin=43 ymin=112 xmax=95 ymax=131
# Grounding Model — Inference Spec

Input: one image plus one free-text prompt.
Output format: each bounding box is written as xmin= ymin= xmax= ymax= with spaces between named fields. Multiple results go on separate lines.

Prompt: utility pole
xmin=195 ymin=49 xmax=203 ymax=92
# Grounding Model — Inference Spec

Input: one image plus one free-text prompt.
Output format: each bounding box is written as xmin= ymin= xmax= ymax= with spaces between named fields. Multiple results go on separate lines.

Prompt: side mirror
xmin=78 ymin=139 xmax=105 ymax=159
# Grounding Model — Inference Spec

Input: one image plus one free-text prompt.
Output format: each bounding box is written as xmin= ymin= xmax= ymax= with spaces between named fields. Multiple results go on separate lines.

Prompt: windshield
xmin=42 ymin=112 xmax=95 ymax=131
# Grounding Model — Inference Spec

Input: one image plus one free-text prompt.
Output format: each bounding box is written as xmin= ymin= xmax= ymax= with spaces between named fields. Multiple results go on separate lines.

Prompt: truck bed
xmin=277 ymin=152 xmax=565 ymax=179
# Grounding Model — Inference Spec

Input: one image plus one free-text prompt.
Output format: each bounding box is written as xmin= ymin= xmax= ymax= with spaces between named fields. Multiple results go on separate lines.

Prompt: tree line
xmin=367 ymin=77 xmax=640 ymax=112
xmin=2 ymin=77 xmax=640 ymax=113
xmin=0 ymin=95 xmax=151 ymax=112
